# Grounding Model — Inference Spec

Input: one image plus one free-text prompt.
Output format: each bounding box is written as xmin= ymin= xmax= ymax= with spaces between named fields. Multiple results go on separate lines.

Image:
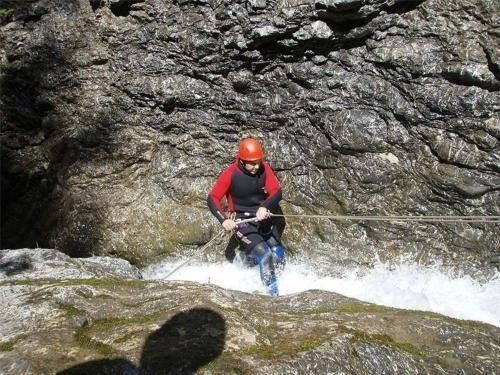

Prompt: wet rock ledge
xmin=1 ymin=249 xmax=499 ymax=374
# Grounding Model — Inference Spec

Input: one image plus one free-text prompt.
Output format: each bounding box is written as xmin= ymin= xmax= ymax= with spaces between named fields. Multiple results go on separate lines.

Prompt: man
xmin=207 ymin=138 xmax=286 ymax=296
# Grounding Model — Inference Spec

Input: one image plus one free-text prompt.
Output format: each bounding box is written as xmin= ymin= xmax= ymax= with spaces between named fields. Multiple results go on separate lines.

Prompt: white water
xmin=142 ymin=260 xmax=500 ymax=327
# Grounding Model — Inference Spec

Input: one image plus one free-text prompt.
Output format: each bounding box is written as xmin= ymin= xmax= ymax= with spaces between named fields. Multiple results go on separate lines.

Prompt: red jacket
xmin=207 ymin=160 xmax=282 ymax=223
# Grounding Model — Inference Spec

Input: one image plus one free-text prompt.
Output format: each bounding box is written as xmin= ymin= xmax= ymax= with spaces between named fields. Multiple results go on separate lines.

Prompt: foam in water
xmin=142 ymin=259 xmax=500 ymax=327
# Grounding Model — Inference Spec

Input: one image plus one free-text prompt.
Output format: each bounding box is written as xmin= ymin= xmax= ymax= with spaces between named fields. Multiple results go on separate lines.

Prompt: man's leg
xmin=265 ymin=227 xmax=286 ymax=273
xmin=235 ymin=221 xmax=279 ymax=296
xmin=248 ymin=241 xmax=279 ymax=297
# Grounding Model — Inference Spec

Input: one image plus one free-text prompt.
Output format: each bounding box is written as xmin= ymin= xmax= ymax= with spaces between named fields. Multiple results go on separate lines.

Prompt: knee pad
xmin=248 ymin=242 xmax=271 ymax=265
xmin=271 ymin=246 xmax=285 ymax=262
xmin=271 ymin=246 xmax=286 ymax=273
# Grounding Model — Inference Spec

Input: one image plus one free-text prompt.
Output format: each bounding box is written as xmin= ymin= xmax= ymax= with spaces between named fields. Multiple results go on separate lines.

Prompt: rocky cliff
xmin=1 ymin=249 xmax=499 ymax=374
xmin=1 ymin=0 xmax=499 ymax=273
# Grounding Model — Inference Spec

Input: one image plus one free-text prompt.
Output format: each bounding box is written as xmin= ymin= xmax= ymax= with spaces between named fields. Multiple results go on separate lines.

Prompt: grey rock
xmin=249 ymin=0 xmax=268 ymax=10
xmin=293 ymin=20 xmax=333 ymax=40
xmin=0 ymin=0 xmax=498 ymax=280
xmin=252 ymin=25 xmax=282 ymax=39
xmin=0 ymin=249 xmax=142 ymax=280
xmin=0 ymin=274 xmax=498 ymax=374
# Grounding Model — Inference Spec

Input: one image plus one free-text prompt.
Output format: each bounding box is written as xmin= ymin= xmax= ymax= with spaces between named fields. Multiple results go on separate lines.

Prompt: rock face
xmin=0 ymin=249 xmax=499 ymax=374
xmin=0 ymin=248 xmax=142 ymax=280
xmin=1 ymin=0 xmax=499 ymax=272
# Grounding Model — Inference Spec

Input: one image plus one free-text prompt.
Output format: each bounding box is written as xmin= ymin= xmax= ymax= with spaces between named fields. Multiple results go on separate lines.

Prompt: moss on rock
xmin=240 ymin=333 xmax=331 ymax=359
xmin=0 ymin=334 xmax=28 ymax=352
xmin=75 ymin=322 xmax=117 ymax=357
xmin=337 ymin=325 xmax=425 ymax=357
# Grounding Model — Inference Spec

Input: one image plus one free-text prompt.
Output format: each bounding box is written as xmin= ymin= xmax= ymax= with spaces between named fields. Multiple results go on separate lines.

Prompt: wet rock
xmin=0 ymin=249 xmax=141 ymax=280
xmin=0 ymin=0 xmax=498 ymax=276
xmin=0 ymin=253 xmax=32 ymax=276
xmin=0 ymin=272 xmax=498 ymax=374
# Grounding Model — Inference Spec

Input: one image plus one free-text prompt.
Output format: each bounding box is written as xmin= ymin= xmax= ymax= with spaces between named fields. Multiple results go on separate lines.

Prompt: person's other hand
xmin=256 ymin=207 xmax=270 ymax=221
xmin=222 ymin=219 xmax=237 ymax=231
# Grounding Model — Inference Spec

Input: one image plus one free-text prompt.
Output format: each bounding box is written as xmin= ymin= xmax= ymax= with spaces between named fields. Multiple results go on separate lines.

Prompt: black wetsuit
xmin=207 ymin=160 xmax=285 ymax=295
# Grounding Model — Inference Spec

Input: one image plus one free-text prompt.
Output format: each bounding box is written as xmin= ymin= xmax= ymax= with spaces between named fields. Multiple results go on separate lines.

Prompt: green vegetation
xmin=74 ymin=311 xmax=164 ymax=354
xmin=336 ymin=325 xmax=424 ymax=356
xmin=337 ymin=303 xmax=492 ymax=332
xmin=17 ymin=278 xmax=150 ymax=308
xmin=0 ymin=334 xmax=28 ymax=352
xmin=0 ymin=279 xmax=53 ymax=287
xmin=75 ymin=322 xmax=117 ymax=356
xmin=113 ymin=332 xmax=137 ymax=344
xmin=218 ymin=305 xmax=243 ymax=314
xmin=56 ymin=302 xmax=83 ymax=317
xmin=203 ymin=353 xmax=250 ymax=374
xmin=335 ymin=302 xmax=395 ymax=314
xmin=258 ymin=322 xmax=280 ymax=335
xmin=278 ymin=302 xmax=396 ymax=317
xmin=0 ymin=342 xmax=14 ymax=352
xmin=438 ymin=314 xmax=495 ymax=331
xmin=0 ymin=8 xmax=14 ymax=17
xmin=441 ymin=356 xmax=464 ymax=368
xmin=240 ymin=334 xmax=330 ymax=359
xmin=89 ymin=312 xmax=161 ymax=331
xmin=123 ymin=294 xmax=170 ymax=308
xmin=94 ymin=294 xmax=114 ymax=299
xmin=59 ymin=278 xmax=149 ymax=288
xmin=25 ymin=288 xmax=55 ymax=305
xmin=0 ymin=278 xmax=150 ymax=289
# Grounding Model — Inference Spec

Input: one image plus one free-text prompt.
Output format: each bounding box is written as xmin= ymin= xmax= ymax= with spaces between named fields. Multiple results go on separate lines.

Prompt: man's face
xmin=242 ymin=160 xmax=261 ymax=174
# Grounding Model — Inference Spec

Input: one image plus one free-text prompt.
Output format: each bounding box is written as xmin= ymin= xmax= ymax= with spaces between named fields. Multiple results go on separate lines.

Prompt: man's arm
xmin=207 ymin=165 xmax=234 ymax=224
xmin=261 ymin=163 xmax=282 ymax=210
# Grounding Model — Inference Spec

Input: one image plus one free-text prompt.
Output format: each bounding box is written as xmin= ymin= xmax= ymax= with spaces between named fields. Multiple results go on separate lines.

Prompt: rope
xmin=162 ymin=212 xmax=498 ymax=279
xmin=270 ymin=213 xmax=500 ymax=223
xmin=162 ymin=229 xmax=227 ymax=279
xmin=162 ymin=218 xmax=260 ymax=279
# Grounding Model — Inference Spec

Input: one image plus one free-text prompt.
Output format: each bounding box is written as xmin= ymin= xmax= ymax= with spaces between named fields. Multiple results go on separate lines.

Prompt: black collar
xmin=238 ymin=160 xmax=263 ymax=176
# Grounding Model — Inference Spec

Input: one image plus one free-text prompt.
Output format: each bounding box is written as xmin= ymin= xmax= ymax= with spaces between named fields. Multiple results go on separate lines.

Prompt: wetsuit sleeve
xmin=261 ymin=163 xmax=282 ymax=210
xmin=207 ymin=165 xmax=233 ymax=223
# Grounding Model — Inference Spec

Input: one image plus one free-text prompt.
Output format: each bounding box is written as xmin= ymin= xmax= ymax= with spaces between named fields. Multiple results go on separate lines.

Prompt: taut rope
xmin=162 ymin=229 xmax=226 ymax=279
xmin=162 ymin=213 xmax=498 ymax=278
xmin=269 ymin=214 xmax=499 ymax=223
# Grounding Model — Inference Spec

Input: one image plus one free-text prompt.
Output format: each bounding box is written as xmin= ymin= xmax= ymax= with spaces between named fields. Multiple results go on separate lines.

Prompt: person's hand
xmin=256 ymin=207 xmax=270 ymax=221
xmin=222 ymin=219 xmax=237 ymax=231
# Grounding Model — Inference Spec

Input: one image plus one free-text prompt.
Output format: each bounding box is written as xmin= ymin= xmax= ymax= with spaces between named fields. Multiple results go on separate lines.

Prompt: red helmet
xmin=237 ymin=138 xmax=264 ymax=161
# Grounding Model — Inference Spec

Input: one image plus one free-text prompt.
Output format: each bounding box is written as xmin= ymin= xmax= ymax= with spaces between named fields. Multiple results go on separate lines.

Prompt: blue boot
xmin=263 ymin=273 xmax=279 ymax=296
xmin=258 ymin=250 xmax=279 ymax=296
xmin=249 ymin=244 xmax=280 ymax=296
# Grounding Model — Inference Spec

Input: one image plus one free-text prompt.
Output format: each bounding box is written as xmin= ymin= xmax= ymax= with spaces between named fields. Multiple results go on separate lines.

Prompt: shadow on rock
xmin=1 ymin=0 xmax=116 ymax=256
xmin=0 ymin=253 xmax=32 ymax=276
xmin=58 ymin=307 xmax=227 ymax=375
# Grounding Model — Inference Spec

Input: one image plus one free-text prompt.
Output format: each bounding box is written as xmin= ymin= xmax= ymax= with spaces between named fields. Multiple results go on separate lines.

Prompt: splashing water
xmin=142 ymin=259 xmax=500 ymax=327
